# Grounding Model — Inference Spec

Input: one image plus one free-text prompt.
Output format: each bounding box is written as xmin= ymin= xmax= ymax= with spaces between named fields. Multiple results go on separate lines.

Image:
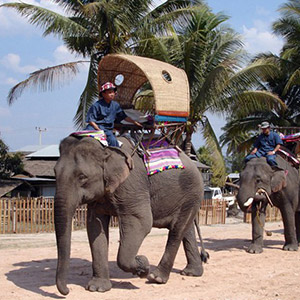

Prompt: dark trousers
xmin=245 ymin=150 xmax=277 ymax=166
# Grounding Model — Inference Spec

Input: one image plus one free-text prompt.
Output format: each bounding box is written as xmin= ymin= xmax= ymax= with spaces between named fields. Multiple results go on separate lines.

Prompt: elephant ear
xmin=271 ymin=169 xmax=287 ymax=193
xmin=103 ymin=147 xmax=134 ymax=194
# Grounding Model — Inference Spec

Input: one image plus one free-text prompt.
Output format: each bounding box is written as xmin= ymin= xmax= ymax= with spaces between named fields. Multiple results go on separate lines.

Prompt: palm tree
xmin=1 ymin=0 xmax=203 ymax=127
xmin=141 ymin=7 xmax=284 ymax=185
xmin=221 ymin=0 xmax=300 ymax=160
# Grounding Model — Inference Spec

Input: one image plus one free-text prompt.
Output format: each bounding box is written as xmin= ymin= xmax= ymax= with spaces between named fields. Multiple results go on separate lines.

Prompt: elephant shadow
xmin=201 ymin=228 xmax=284 ymax=252
xmin=5 ymin=258 xmax=154 ymax=297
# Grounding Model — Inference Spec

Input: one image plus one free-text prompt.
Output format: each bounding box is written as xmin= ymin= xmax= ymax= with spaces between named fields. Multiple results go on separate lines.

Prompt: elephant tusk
xmin=244 ymin=197 xmax=254 ymax=207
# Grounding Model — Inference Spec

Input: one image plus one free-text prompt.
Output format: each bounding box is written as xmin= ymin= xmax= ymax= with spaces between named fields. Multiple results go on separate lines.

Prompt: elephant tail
xmin=194 ymin=219 xmax=210 ymax=263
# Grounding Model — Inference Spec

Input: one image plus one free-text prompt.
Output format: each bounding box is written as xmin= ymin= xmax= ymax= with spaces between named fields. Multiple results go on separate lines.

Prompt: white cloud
xmin=53 ymin=45 xmax=81 ymax=64
xmin=0 ymin=53 xmax=37 ymax=74
xmin=0 ymin=0 xmax=67 ymax=36
xmin=242 ymin=25 xmax=284 ymax=56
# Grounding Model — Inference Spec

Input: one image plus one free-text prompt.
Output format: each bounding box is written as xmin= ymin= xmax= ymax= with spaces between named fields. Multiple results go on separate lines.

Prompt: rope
xmin=255 ymin=189 xmax=273 ymax=236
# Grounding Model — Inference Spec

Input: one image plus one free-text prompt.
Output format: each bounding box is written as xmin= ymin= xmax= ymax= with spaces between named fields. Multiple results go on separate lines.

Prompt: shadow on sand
xmin=5 ymin=258 xmax=148 ymax=298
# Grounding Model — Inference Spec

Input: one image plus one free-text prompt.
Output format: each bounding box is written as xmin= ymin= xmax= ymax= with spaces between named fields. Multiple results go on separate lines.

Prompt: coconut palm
xmin=141 ymin=7 xmax=284 ymax=185
xmin=272 ymin=0 xmax=300 ymax=96
xmin=1 ymin=0 xmax=204 ymax=127
xmin=221 ymin=0 xmax=300 ymax=159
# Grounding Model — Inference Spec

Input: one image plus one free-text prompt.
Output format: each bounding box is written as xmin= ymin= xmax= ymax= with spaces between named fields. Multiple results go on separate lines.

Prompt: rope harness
xmin=255 ymin=188 xmax=273 ymax=236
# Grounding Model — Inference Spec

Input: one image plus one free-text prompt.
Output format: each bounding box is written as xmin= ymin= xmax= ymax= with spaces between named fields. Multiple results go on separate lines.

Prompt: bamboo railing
xmin=0 ymin=197 xmax=227 ymax=234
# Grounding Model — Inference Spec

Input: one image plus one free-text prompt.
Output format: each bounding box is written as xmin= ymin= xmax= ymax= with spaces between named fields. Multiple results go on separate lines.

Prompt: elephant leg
xmin=248 ymin=203 xmax=265 ymax=254
xmin=86 ymin=208 xmax=112 ymax=292
xmin=117 ymin=210 xmax=152 ymax=278
xmin=295 ymin=211 xmax=300 ymax=245
xmin=280 ymin=204 xmax=298 ymax=251
xmin=180 ymin=225 xmax=203 ymax=277
xmin=148 ymin=212 xmax=196 ymax=284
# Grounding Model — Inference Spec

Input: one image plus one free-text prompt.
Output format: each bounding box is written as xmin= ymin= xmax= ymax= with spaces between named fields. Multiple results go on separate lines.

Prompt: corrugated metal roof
xmin=26 ymin=145 xmax=59 ymax=158
xmin=227 ymin=173 xmax=240 ymax=179
xmin=15 ymin=145 xmax=50 ymax=153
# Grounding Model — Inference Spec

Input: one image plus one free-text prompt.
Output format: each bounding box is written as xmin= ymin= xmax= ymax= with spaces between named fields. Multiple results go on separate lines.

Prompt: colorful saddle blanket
xmin=70 ymin=130 xmax=108 ymax=146
xmin=281 ymin=132 xmax=300 ymax=142
xmin=143 ymin=147 xmax=185 ymax=176
xmin=278 ymin=148 xmax=300 ymax=168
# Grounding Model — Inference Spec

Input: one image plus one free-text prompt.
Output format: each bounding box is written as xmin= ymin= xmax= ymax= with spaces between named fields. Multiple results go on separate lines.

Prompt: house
xmin=1 ymin=145 xmax=58 ymax=198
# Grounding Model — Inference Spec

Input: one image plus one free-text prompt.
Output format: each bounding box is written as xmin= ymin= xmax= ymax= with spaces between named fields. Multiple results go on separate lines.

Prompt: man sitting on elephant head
xmin=85 ymin=82 xmax=142 ymax=147
xmin=245 ymin=121 xmax=283 ymax=167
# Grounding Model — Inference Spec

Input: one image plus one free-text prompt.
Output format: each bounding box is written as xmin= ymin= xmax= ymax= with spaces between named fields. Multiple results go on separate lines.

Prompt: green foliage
xmin=197 ymin=145 xmax=225 ymax=187
xmin=1 ymin=0 xmax=203 ymax=128
xmin=0 ymin=139 xmax=24 ymax=179
xmin=221 ymin=0 xmax=300 ymax=158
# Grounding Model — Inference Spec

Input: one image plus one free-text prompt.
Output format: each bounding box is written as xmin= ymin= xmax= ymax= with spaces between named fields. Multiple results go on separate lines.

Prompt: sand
xmin=1 ymin=218 xmax=299 ymax=300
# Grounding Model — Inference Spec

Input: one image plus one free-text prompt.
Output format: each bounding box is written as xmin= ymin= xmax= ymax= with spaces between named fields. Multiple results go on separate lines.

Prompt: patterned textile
xmin=278 ymin=148 xmax=300 ymax=167
xmin=143 ymin=147 xmax=185 ymax=175
xmin=70 ymin=130 xmax=108 ymax=146
xmin=281 ymin=132 xmax=300 ymax=142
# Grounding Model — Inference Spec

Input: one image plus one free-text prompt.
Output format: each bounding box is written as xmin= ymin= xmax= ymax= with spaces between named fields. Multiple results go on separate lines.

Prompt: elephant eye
xmin=78 ymin=174 xmax=88 ymax=183
xmin=256 ymin=178 xmax=261 ymax=184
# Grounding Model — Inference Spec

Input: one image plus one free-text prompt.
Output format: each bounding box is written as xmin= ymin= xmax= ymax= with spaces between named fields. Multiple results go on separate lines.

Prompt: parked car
xmin=204 ymin=186 xmax=236 ymax=206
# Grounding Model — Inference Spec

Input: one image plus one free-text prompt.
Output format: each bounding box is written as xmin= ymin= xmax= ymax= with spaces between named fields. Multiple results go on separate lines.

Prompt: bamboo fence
xmin=243 ymin=205 xmax=282 ymax=223
xmin=0 ymin=197 xmax=226 ymax=234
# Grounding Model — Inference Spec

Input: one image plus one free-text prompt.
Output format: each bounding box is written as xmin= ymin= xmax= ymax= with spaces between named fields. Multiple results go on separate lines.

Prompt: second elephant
xmin=237 ymin=155 xmax=300 ymax=254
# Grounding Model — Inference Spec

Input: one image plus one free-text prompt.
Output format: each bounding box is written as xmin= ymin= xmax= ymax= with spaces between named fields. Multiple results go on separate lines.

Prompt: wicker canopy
xmin=98 ymin=54 xmax=190 ymax=117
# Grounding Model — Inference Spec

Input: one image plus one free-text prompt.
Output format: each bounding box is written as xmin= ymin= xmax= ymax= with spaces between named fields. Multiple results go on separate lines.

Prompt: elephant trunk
xmin=54 ymin=196 xmax=76 ymax=295
xmin=237 ymin=185 xmax=268 ymax=212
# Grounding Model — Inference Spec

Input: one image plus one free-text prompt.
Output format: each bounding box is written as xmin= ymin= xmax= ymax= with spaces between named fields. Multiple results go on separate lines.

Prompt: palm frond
xmin=201 ymin=118 xmax=226 ymax=186
xmin=1 ymin=2 xmax=87 ymax=38
xmin=73 ymin=55 xmax=98 ymax=129
xmin=7 ymin=61 xmax=88 ymax=105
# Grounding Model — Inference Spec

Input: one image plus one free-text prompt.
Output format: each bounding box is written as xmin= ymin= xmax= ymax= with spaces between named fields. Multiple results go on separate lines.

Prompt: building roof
xmin=14 ymin=145 xmax=50 ymax=154
xmin=22 ymin=159 xmax=57 ymax=177
xmin=227 ymin=173 xmax=240 ymax=179
xmin=192 ymin=160 xmax=211 ymax=169
xmin=26 ymin=145 xmax=59 ymax=158
xmin=0 ymin=179 xmax=23 ymax=197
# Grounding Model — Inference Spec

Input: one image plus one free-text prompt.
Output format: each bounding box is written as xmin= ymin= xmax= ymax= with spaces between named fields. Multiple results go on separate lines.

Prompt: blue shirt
xmin=85 ymin=99 xmax=127 ymax=130
xmin=253 ymin=131 xmax=283 ymax=153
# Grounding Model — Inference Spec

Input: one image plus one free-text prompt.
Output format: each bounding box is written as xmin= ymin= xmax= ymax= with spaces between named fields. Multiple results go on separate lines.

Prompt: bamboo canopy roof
xmin=98 ymin=54 xmax=190 ymax=117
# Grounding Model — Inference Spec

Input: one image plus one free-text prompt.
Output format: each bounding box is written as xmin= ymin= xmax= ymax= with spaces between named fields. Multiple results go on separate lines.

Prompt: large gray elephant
xmin=237 ymin=155 xmax=300 ymax=254
xmin=54 ymin=135 xmax=205 ymax=295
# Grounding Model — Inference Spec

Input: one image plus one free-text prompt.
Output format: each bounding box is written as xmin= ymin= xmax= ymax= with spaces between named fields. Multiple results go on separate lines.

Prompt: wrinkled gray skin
xmin=237 ymin=156 xmax=300 ymax=254
xmin=54 ymin=136 xmax=204 ymax=295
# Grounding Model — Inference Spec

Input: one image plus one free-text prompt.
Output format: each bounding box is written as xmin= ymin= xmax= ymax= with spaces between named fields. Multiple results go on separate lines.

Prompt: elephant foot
xmin=147 ymin=268 xmax=169 ymax=284
xmin=247 ymin=243 xmax=263 ymax=254
xmin=86 ymin=277 xmax=112 ymax=293
xmin=283 ymin=243 xmax=298 ymax=251
xmin=180 ymin=264 xmax=203 ymax=277
xmin=134 ymin=255 xmax=150 ymax=278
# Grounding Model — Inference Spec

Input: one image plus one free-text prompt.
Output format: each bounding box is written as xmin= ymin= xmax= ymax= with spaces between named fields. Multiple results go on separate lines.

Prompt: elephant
xmin=54 ymin=135 xmax=205 ymax=295
xmin=237 ymin=155 xmax=300 ymax=254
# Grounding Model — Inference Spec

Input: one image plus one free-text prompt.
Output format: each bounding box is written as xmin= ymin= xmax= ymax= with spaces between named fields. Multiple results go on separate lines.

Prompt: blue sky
xmin=0 ymin=0 xmax=286 ymax=151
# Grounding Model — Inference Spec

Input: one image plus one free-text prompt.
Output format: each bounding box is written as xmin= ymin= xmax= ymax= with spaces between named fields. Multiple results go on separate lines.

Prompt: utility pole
xmin=35 ymin=127 xmax=47 ymax=145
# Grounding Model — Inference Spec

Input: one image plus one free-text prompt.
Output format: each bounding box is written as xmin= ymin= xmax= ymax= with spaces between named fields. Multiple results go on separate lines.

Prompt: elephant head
xmin=237 ymin=158 xmax=287 ymax=212
xmin=54 ymin=136 xmax=133 ymax=295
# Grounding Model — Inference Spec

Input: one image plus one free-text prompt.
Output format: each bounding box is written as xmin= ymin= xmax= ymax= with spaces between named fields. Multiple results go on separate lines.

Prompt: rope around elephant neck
xmin=255 ymin=192 xmax=273 ymax=237
xmin=256 ymin=188 xmax=274 ymax=207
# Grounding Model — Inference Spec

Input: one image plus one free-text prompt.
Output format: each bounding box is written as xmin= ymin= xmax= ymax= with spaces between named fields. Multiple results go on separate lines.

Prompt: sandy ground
xmin=1 ymin=218 xmax=300 ymax=300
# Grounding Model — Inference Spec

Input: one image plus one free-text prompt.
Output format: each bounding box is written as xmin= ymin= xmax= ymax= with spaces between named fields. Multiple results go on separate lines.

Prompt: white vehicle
xmin=204 ymin=187 xmax=236 ymax=206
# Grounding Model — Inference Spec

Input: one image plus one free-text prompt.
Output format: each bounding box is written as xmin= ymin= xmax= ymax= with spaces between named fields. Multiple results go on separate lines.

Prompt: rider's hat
xmin=100 ymin=82 xmax=117 ymax=95
xmin=259 ymin=121 xmax=270 ymax=129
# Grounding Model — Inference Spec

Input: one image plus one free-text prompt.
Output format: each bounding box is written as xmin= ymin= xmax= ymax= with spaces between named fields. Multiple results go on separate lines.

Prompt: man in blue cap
xmin=85 ymin=82 xmax=142 ymax=147
xmin=245 ymin=121 xmax=283 ymax=166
